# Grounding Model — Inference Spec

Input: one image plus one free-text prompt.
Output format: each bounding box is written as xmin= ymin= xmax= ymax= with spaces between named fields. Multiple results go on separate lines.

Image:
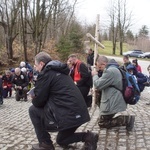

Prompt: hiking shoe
xmin=32 ymin=142 xmax=55 ymax=150
xmin=126 ymin=116 xmax=135 ymax=131
xmin=84 ymin=131 xmax=98 ymax=150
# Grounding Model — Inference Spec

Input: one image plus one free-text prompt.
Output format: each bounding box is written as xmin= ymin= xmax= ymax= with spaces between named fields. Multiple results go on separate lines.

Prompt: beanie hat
xmin=132 ymin=59 xmax=137 ymax=63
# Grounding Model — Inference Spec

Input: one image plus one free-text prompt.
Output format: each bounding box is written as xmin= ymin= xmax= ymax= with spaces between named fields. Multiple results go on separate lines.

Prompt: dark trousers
xmin=29 ymin=105 xmax=86 ymax=146
xmin=78 ymin=86 xmax=91 ymax=107
xmin=3 ymin=87 xmax=12 ymax=98
xmin=99 ymin=114 xmax=130 ymax=128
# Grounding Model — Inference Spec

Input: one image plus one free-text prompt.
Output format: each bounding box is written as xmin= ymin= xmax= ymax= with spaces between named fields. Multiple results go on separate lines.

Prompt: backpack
xmin=117 ymin=68 xmax=141 ymax=105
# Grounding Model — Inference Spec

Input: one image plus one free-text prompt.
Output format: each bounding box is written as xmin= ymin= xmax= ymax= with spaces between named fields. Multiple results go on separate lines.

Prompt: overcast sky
xmin=75 ymin=0 xmax=150 ymax=35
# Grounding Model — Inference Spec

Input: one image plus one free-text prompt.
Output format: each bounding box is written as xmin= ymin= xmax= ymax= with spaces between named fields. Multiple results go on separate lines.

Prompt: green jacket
xmin=93 ymin=65 xmax=127 ymax=115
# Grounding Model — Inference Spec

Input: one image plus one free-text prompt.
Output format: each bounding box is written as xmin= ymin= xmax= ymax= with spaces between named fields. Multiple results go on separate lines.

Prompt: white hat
xmin=20 ymin=61 xmax=26 ymax=67
xmin=21 ymin=67 xmax=27 ymax=73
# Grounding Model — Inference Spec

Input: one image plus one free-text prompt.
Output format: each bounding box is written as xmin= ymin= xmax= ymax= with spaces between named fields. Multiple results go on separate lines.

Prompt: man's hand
xmin=91 ymin=70 xmax=98 ymax=76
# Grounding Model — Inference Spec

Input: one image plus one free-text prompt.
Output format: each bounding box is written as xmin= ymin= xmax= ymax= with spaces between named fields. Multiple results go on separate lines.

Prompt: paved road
xmin=0 ymin=87 xmax=150 ymax=150
xmin=0 ymin=57 xmax=150 ymax=150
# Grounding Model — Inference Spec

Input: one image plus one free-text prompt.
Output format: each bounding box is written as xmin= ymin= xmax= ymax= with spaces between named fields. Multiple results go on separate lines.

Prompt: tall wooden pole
xmin=92 ymin=14 xmax=100 ymax=108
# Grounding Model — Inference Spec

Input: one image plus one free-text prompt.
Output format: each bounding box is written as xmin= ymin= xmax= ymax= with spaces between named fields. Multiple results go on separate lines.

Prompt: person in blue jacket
xmin=126 ymin=64 xmax=147 ymax=92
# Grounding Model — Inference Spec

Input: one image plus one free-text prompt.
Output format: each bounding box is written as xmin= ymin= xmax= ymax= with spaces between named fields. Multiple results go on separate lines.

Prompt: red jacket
xmin=73 ymin=60 xmax=81 ymax=82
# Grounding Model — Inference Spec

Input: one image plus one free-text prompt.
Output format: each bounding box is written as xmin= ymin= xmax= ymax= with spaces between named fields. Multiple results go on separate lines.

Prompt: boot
xmin=84 ymin=131 xmax=98 ymax=150
xmin=32 ymin=142 xmax=55 ymax=150
xmin=126 ymin=116 xmax=135 ymax=131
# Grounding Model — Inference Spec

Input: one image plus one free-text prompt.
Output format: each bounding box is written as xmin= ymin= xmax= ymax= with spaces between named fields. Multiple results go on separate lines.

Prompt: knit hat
xmin=132 ymin=59 xmax=137 ymax=63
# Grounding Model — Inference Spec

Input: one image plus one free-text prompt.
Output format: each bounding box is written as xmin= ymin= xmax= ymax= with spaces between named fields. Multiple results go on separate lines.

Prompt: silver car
xmin=123 ymin=50 xmax=144 ymax=58
xmin=138 ymin=52 xmax=150 ymax=58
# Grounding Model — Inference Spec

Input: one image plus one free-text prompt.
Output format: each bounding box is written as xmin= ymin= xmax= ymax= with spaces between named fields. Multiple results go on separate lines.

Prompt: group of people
xmin=1 ymin=49 xmax=149 ymax=150
xmin=122 ymin=55 xmax=149 ymax=92
xmin=0 ymin=61 xmax=34 ymax=102
xmin=27 ymin=50 xmax=149 ymax=150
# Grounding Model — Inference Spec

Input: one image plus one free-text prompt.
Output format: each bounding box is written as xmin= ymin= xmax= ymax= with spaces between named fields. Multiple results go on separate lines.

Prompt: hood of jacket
xmin=43 ymin=60 xmax=70 ymax=75
xmin=126 ymin=64 xmax=137 ymax=75
xmin=106 ymin=59 xmax=119 ymax=68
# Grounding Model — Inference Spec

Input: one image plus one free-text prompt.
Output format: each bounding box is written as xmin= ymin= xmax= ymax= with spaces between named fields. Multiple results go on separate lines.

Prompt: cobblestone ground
xmin=0 ymin=87 xmax=150 ymax=150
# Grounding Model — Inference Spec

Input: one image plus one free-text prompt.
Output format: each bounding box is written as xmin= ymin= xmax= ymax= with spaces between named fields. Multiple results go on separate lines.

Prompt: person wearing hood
xmin=29 ymin=52 xmax=98 ymax=150
xmin=126 ymin=64 xmax=147 ymax=92
xmin=132 ymin=59 xmax=142 ymax=73
xmin=92 ymin=55 xmax=135 ymax=131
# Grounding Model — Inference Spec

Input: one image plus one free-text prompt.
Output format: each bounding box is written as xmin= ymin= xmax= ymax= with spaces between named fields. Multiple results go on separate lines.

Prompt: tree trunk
xmin=20 ymin=0 xmax=28 ymax=61
xmin=6 ymin=36 xmax=13 ymax=59
xmin=120 ymin=39 xmax=123 ymax=55
xmin=112 ymin=42 xmax=116 ymax=54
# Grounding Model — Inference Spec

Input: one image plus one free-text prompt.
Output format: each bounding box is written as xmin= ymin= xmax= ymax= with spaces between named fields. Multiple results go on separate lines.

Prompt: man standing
xmin=67 ymin=54 xmax=92 ymax=107
xmin=87 ymin=48 xmax=94 ymax=68
xmin=29 ymin=52 xmax=98 ymax=150
xmin=92 ymin=55 xmax=135 ymax=131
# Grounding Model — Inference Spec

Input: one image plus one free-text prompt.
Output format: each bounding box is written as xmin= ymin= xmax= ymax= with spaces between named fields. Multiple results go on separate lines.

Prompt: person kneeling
xmin=29 ymin=52 xmax=99 ymax=150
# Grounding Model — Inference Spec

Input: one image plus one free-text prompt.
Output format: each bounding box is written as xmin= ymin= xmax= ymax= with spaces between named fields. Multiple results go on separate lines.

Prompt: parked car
xmin=123 ymin=50 xmax=144 ymax=57
xmin=138 ymin=52 xmax=150 ymax=58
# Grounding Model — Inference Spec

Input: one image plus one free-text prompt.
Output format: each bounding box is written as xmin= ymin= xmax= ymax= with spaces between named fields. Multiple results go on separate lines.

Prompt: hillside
xmin=0 ymin=40 xmax=133 ymax=74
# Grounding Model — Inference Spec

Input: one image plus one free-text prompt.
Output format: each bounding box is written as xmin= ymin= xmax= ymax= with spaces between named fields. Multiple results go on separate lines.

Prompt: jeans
xmin=29 ymin=105 xmax=87 ymax=145
xmin=29 ymin=105 xmax=51 ymax=144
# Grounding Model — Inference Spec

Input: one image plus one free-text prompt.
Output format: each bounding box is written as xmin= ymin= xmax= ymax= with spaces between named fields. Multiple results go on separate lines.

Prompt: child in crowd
xmin=132 ymin=59 xmax=142 ymax=73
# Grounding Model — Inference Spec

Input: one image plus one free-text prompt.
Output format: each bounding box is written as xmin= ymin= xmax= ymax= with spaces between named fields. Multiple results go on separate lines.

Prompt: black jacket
xmin=12 ymin=72 xmax=29 ymax=88
xmin=70 ymin=61 xmax=92 ymax=87
xmin=32 ymin=60 xmax=90 ymax=131
xmin=87 ymin=51 xmax=94 ymax=66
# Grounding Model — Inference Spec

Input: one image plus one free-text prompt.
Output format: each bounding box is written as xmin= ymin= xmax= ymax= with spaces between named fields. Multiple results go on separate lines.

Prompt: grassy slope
xmin=96 ymin=40 xmax=129 ymax=56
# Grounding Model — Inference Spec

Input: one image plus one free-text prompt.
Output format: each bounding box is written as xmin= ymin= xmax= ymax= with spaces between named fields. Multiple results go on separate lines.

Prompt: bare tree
xmin=0 ymin=0 xmax=21 ymax=59
xmin=107 ymin=0 xmax=118 ymax=54
xmin=25 ymin=0 xmax=78 ymax=54
xmin=111 ymin=3 xmax=117 ymax=54
xmin=0 ymin=0 xmax=79 ymax=62
xmin=20 ymin=0 xmax=29 ymax=61
xmin=107 ymin=0 xmax=132 ymax=55
xmin=117 ymin=0 xmax=132 ymax=55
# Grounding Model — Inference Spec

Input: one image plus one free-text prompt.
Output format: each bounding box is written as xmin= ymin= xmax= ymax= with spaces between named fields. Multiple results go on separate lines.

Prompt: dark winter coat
xmin=2 ymin=75 xmax=13 ymax=87
xmin=32 ymin=60 xmax=90 ymax=131
xmin=136 ymin=72 xmax=147 ymax=92
xmin=128 ymin=64 xmax=148 ymax=92
xmin=70 ymin=61 xmax=92 ymax=87
xmin=12 ymin=72 xmax=29 ymax=88
xmin=87 ymin=51 xmax=94 ymax=66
